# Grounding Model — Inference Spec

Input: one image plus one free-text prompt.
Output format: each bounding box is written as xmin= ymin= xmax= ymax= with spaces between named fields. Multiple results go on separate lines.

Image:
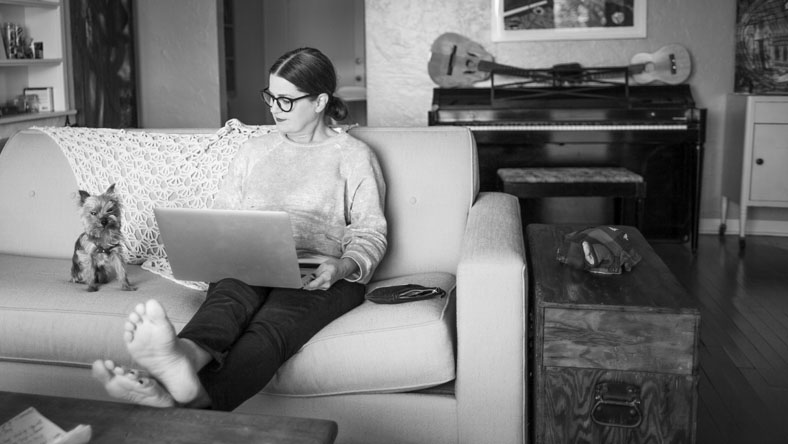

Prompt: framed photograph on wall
xmin=492 ymin=0 xmax=647 ymax=42
xmin=734 ymin=0 xmax=788 ymax=94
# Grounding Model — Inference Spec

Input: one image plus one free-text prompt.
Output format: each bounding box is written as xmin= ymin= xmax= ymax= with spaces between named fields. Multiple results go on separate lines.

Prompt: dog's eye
xmin=90 ymin=211 xmax=97 ymax=216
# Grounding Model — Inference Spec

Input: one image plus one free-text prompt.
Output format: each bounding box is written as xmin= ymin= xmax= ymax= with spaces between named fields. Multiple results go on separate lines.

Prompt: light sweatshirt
xmin=212 ymin=131 xmax=387 ymax=284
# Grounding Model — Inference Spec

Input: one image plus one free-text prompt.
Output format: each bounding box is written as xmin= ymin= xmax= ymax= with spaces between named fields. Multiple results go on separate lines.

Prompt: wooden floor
xmin=652 ymin=234 xmax=788 ymax=444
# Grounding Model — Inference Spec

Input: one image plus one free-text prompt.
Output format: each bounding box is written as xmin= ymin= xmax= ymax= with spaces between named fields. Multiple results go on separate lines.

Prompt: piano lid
xmin=431 ymin=84 xmax=697 ymax=111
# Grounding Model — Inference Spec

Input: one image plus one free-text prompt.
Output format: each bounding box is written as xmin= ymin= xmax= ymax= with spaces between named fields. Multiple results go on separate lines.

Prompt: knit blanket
xmin=35 ymin=119 xmax=275 ymax=290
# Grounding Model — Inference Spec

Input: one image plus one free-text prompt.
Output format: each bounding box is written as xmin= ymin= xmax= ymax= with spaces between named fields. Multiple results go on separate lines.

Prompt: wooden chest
xmin=527 ymin=224 xmax=700 ymax=444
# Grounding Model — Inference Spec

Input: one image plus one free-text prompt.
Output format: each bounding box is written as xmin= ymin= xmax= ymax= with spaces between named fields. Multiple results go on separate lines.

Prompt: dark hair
xmin=270 ymin=47 xmax=349 ymax=121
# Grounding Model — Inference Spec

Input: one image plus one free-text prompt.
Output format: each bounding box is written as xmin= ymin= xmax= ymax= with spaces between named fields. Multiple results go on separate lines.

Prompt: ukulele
xmin=428 ymin=33 xmax=692 ymax=88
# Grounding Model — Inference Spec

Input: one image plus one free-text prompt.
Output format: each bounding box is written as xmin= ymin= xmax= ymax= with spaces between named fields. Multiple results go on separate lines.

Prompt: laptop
xmin=154 ymin=207 xmax=326 ymax=288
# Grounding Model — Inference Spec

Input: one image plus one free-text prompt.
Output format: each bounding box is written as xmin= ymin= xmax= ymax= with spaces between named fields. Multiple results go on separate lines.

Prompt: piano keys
xmin=428 ymin=84 xmax=706 ymax=249
xmin=464 ymin=123 xmax=688 ymax=131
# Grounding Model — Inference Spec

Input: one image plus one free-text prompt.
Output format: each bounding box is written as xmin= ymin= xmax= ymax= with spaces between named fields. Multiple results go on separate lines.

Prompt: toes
xmin=123 ymin=330 xmax=134 ymax=344
xmin=121 ymin=368 xmax=141 ymax=381
xmin=128 ymin=368 xmax=149 ymax=378
xmin=129 ymin=303 xmax=145 ymax=322
xmin=143 ymin=299 xmax=167 ymax=322
xmin=91 ymin=360 xmax=112 ymax=383
xmin=135 ymin=375 xmax=154 ymax=388
xmin=126 ymin=299 xmax=169 ymax=329
xmin=107 ymin=363 xmax=150 ymax=383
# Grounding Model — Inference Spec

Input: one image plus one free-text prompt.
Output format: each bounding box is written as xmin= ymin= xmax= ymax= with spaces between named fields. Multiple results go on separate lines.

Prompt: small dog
xmin=70 ymin=184 xmax=136 ymax=292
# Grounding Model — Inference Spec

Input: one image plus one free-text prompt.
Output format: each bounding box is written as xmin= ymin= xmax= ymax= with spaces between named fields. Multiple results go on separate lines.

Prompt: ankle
xmin=184 ymin=389 xmax=212 ymax=409
xmin=179 ymin=338 xmax=212 ymax=370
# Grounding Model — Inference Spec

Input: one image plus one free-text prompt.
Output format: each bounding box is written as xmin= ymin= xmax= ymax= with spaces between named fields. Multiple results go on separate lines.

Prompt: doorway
xmin=224 ymin=0 xmax=366 ymax=126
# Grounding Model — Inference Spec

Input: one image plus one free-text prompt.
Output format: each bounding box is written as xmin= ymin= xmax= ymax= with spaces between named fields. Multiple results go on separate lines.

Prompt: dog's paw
xmin=122 ymin=284 xmax=138 ymax=291
xmin=86 ymin=285 xmax=99 ymax=292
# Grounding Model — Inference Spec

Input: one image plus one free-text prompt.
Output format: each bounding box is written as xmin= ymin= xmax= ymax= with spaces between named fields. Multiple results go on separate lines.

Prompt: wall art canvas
xmin=735 ymin=0 xmax=788 ymax=94
xmin=492 ymin=0 xmax=646 ymax=42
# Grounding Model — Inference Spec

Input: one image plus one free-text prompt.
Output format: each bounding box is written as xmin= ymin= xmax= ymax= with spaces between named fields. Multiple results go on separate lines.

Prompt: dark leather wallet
xmin=365 ymin=284 xmax=446 ymax=304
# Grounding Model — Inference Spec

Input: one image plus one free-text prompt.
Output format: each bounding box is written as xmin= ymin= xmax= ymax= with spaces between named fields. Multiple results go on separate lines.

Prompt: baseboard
xmin=699 ymin=218 xmax=788 ymax=237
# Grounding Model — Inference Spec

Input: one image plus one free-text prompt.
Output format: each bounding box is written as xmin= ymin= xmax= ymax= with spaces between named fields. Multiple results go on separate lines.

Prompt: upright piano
xmin=428 ymin=84 xmax=706 ymax=247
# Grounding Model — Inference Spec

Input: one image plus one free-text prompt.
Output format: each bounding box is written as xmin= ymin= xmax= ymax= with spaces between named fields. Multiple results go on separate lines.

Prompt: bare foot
xmin=91 ymin=359 xmax=175 ymax=407
xmin=124 ymin=299 xmax=202 ymax=404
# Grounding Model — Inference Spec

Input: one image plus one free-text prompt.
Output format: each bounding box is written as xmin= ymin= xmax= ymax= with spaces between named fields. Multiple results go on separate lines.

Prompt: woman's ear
xmin=314 ymin=93 xmax=329 ymax=113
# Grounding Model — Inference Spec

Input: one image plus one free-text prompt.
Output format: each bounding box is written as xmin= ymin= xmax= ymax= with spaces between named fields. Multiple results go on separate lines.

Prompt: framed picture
xmin=492 ymin=0 xmax=647 ymax=42
xmin=23 ymin=87 xmax=54 ymax=112
xmin=734 ymin=0 xmax=788 ymax=94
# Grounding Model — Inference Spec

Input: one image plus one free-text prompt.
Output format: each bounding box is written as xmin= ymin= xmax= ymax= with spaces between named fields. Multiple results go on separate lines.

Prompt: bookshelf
xmin=0 ymin=0 xmax=75 ymax=138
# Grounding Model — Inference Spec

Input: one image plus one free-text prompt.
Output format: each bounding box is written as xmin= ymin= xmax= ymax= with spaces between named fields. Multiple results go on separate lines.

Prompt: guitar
xmin=428 ymin=33 xmax=692 ymax=88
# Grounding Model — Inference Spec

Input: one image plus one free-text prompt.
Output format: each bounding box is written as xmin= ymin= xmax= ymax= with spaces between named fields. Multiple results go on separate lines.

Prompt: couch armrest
xmin=456 ymin=191 xmax=527 ymax=444
xmin=0 ymin=129 xmax=81 ymax=258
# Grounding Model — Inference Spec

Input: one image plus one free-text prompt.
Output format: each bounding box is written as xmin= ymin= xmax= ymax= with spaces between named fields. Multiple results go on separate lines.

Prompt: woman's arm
xmin=303 ymin=146 xmax=386 ymax=290
xmin=302 ymin=257 xmax=359 ymax=290
xmin=338 ymin=147 xmax=388 ymax=284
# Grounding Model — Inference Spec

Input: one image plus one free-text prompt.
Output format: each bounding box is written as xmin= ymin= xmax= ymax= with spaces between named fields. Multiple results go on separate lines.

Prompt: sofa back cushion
xmin=349 ymin=127 xmax=478 ymax=280
xmin=0 ymin=125 xmax=478 ymax=280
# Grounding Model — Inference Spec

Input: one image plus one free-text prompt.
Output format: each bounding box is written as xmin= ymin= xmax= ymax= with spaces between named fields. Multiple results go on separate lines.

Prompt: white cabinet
xmin=0 ymin=0 xmax=74 ymax=140
xmin=720 ymin=94 xmax=788 ymax=247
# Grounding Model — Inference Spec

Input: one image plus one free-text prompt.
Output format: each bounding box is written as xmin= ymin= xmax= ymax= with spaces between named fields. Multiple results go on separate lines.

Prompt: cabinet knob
xmin=755 ymin=158 xmax=764 ymax=165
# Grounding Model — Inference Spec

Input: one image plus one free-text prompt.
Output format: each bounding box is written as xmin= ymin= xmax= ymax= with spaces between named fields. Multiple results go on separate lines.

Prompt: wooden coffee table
xmin=0 ymin=391 xmax=337 ymax=443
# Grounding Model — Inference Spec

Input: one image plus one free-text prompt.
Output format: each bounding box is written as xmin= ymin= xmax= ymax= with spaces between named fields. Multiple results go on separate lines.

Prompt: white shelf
xmin=0 ymin=1 xmax=59 ymax=8
xmin=0 ymin=59 xmax=62 ymax=67
xmin=0 ymin=0 xmax=70 ymax=117
xmin=0 ymin=108 xmax=74 ymax=124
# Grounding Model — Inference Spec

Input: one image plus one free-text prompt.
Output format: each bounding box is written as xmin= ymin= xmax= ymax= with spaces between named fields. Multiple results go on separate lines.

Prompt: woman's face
xmin=267 ymin=74 xmax=324 ymax=137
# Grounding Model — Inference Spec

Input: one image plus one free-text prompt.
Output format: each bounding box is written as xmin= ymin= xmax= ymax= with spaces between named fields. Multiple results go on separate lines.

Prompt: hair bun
xmin=327 ymin=95 xmax=349 ymax=122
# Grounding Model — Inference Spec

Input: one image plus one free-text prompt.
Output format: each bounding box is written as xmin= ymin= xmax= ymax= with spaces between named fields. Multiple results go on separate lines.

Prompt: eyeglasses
xmin=259 ymin=88 xmax=315 ymax=112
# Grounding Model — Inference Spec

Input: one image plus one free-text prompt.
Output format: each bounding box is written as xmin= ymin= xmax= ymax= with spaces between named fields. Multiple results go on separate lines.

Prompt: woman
xmin=92 ymin=47 xmax=387 ymax=410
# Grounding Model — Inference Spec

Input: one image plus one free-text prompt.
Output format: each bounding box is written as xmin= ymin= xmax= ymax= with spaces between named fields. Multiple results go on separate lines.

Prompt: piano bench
xmin=497 ymin=167 xmax=646 ymax=229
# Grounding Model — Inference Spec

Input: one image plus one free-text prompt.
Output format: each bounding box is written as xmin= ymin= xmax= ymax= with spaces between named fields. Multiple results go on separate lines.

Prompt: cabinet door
xmin=750 ymin=124 xmax=788 ymax=202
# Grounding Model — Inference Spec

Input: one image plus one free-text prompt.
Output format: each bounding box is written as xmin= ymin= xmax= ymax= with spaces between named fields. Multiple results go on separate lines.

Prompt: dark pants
xmin=177 ymin=278 xmax=365 ymax=411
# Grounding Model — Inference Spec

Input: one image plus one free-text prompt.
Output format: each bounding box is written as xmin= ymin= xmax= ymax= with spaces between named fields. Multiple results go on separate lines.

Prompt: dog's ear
xmin=106 ymin=183 xmax=116 ymax=195
xmin=78 ymin=190 xmax=90 ymax=205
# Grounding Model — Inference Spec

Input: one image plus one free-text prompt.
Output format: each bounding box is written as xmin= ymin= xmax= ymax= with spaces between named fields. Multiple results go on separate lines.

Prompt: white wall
xmin=127 ymin=1 xmax=784 ymax=229
xmin=222 ymin=0 xmax=365 ymax=125
xmin=365 ymin=0 xmax=788 ymax=230
xmin=135 ymin=0 xmax=225 ymax=128
xmin=262 ymin=0 xmax=365 ymax=126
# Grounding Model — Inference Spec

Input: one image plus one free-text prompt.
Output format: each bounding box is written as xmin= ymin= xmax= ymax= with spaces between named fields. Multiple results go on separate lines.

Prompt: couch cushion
xmin=263 ymin=272 xmax=456 ymax=396
xmin=0 ymin=254 xmax=205 ymax=367
xmin=32 ymin=121 xmax=274 ymax=265
xmin=0 ymin=254 xmax=456 ymax=397
xmin=348 ymin=127 xmax=478 ymax=280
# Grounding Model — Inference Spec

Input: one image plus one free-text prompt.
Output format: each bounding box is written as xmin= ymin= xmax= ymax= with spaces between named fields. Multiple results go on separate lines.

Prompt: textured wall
xmin=366 ymin=0 xmax=746 ymax=224
xmin=135 ymin=0 xmax=224 ymax=128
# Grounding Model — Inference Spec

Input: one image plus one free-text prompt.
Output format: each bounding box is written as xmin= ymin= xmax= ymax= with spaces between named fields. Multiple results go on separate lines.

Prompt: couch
xmin=0 ymin=124 xmax=527 ymax=444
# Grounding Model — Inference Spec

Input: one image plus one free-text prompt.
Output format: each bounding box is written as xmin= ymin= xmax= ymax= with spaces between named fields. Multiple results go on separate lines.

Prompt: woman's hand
xmin=302 ymin=257 xmax=359 ymax=291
